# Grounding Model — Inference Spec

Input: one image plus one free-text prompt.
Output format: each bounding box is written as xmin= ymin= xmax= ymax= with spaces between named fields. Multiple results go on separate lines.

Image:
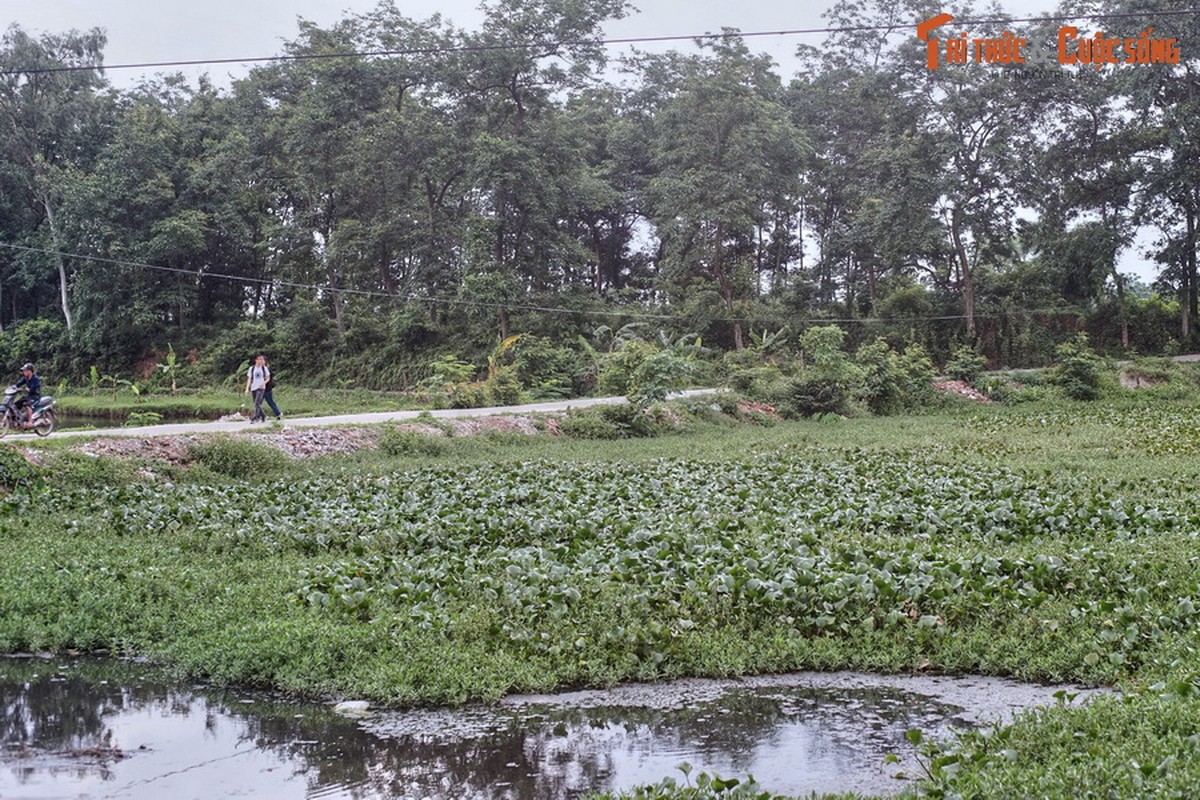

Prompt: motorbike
xmin=0 ymin=386 xmax=57 ymax=437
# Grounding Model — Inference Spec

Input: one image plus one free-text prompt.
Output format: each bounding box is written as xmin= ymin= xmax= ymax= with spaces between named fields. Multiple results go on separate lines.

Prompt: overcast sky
xmin=6 ymin=0 xmax=1054 ymax=86
xmin=3 ymin=1 xmax=1157 ymax=280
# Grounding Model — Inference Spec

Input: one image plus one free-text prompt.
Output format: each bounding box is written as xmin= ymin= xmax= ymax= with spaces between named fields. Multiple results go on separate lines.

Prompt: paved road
xmin=7 ymin=390 xmax=720 ymax=442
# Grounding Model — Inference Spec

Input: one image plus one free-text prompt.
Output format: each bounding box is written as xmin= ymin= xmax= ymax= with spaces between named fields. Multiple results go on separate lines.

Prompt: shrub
xmin=727 ymin=365 xmax=788 ymax=401
xmin=484 ymin=370 xmax=523 ymax=406
xmin=510 ymin=336 xmax=580 ymax=399
xmin=447 ymin=383 xmax=486 ymax=409
xmin=379 ymin=427 xmax=447 ymax=457
xmin=785 ymin=326 xmax=863 ymax=417
xmin=854 ymin=339 xmax=906 ymax=414
xmin=1051 ymin=333 xmax=1105 ymax=400
xmin=628 ymin=350 xmax=694 ymax=408
xmin=945 ymin=344 xmax=987 ymax=385
xmin=1008 ymin=369 xmax=1047 ymax=386
xmin=896 ymin=344 xmax=936 ymax=399
xmin=45 ymin=452 xmax=133 ymax=489
xmin=598 ymin=340 xmax=658 ymax=395
xmin=0 ymin=446 xmax=40 ymax=492
xmin=560 ymin=403 xmax=664 ymax=439
xmin=187 ymin=437 xmax=287 ymax=479
xmin=558 ymin=408 xmax=622 ymax=439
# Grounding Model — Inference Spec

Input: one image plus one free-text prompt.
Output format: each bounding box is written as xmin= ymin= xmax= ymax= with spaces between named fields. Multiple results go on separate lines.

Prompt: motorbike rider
xmin=14 ymin=363 xmax=41 ymax=427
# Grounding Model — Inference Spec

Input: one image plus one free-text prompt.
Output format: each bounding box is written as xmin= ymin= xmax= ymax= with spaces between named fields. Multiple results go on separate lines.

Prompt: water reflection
xmin=0 ymin=656 xmax=1101 ymax=799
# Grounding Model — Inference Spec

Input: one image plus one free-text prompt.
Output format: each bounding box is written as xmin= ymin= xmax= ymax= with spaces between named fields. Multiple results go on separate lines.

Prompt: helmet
xmin=20 ymin=363 xmax=33 ymax=372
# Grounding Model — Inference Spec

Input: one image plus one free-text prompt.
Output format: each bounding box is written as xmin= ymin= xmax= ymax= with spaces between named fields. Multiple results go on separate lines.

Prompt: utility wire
xmin=4 ymin=9 xmax=1198 ymax=76
xmin=0 ymin=241 xmax=1098 ymax=326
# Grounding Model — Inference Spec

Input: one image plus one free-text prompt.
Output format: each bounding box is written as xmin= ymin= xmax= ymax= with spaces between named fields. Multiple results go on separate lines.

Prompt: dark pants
xmin=251 ymin=389 xmax=267 ymax=422
xmin=263 ymin=388 xmax=281 ymax=419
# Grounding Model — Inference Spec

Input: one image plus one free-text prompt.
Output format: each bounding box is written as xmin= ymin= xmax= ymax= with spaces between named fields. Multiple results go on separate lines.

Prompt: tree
xmin=638 ymin=36 xmax=805 ymax=350
xmin=0 ymin=25 xmax=109 ymax=330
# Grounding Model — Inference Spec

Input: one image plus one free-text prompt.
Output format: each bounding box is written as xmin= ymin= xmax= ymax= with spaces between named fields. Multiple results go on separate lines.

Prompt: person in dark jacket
xmin=14 ymin=363 xmax=41 ymax=427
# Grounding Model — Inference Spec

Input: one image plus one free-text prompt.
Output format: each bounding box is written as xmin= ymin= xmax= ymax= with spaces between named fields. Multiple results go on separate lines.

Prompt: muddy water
xmin=0 ymin=656 xmax=1103 ymax=799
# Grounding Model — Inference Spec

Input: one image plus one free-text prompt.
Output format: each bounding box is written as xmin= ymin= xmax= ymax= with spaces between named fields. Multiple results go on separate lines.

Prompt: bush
xmin=1051 ymin=333 xmax=1105 ymax=400
xmin=945 ymin=344 xmax=987 ymax=385
xmin=447 ymin=383 xmax=486 ymax=409
xmin=484 ymin=370 xmax=523 ymax=406
xmin=1008 ymin=369 xmax=1047 ymax=386
xmin=0 ymin=446 xmax=40 ymax=492
xmin=45 ymin=452 xmax=133 ymax=489
xmin=558 ymin=408 xmax=622 ymax=439
xmin=784 ymin=326 xmax=863 ymax=417
xmin=187 ymin=437 xmax=287 ymax=479
xmin=510 ymin=336 xmax=581 ymax=399
xmin=379 ymin=427 xmax=447 ymax=457
xmin=597 ymin=340 xmax=658 ymax=395
xmin=560 ymin=403 xmax=664 ymax=439
xmin=0 ymin=319 xmax=69 ymax=378
xmin=854 ymin=339 xmax=934 ymax=414
xmin=628 ymin=350 xmax=695 ymax=408
xmin=727 ymin=365 xmax=788 ymax=401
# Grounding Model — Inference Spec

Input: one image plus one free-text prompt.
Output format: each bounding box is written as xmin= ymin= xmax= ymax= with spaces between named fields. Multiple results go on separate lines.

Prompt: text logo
xmin=918 ymin=14 xmax=1180 ymax=70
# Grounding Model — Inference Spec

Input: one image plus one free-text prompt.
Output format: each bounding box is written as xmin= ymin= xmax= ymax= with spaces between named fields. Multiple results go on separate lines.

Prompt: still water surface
xmin=0 ymin=655 xmax=1101 ymax=799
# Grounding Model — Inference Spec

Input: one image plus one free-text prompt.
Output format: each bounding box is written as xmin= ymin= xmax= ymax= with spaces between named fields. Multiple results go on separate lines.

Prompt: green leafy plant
xmin=187 ymin=437 xmax=287 ymax=479
xmin=786 ymin=326 xmax=863 ymax=417
xmin=379 ymin=427 xmax=447 ymax=457
xmin=124 ymin=410 xmax=164 ymax=427
xmin=0 ymin=446 xmax=40 ymax=492
xmin=1051 ymin=333 xmax=1106 ymax=401
xmin=946 ymin=344 xmax=987 ymax=385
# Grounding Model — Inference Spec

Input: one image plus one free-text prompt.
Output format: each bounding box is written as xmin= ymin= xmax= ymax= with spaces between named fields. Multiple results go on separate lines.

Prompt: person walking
xmin=243 ymin=354 xmax=270 ymax=423
xmin=262 ymin=356 xmax=283 ymax=421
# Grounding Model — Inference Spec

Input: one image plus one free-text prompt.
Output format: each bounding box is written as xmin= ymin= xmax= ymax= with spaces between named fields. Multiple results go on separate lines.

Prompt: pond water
xmin=0 ymin=655 xmax=1103 ymax=799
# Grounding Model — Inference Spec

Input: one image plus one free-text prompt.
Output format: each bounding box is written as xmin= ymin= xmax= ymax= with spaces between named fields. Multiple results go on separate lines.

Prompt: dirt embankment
xmin=69 ymin=414 xmax=549 ymax=465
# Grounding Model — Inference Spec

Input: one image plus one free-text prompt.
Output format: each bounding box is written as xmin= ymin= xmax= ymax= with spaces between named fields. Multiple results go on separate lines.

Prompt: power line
xmin=0 ymin=240 xmax=679 ymax=321
xmin=4 ymin=9 xmax=1199 ymax=76
xmin=0 ymin=241 xmax=1098 ymax=326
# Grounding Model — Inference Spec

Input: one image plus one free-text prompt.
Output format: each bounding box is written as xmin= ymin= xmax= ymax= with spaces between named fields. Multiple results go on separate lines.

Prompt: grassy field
xmin=2 ymin=398 xmax=1199 ymax=798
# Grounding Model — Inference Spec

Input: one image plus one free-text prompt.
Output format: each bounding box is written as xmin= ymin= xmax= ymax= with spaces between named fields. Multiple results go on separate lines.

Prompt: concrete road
xmin=6 ymin=389 xmax=720 ymax=441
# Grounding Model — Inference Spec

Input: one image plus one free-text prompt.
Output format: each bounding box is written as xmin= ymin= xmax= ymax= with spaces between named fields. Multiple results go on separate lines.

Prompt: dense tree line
xmin=0 ymin=0 xmax=1194 ymax=388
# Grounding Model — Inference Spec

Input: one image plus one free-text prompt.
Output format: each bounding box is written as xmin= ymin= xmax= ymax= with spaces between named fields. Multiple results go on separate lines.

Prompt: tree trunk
xmin=950 ymin=206 xmax=975 ymax=340
xmin=711 ymin=221 xmax=745 ymax=351
xmin=40 ymin=196 xmax=73 ymax=331
xmin=329 ymin=266 xmax=345 ymax=337
xmin=1186 ymin=206 xmax=1198 ymax=341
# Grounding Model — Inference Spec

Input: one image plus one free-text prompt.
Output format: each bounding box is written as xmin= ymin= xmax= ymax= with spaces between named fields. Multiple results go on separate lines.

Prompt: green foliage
xmin=1050 ymin=333 xmax=1105 ymax=401
xmin=560 ymin=403 xmax=671 ymax=439
xmin=591 ymin=764 xmax=786 ymax=799
xmin=484 ymin=369 xmax=523 ymax=406
xmin=854 ymin=339 xmax=935 ymax=415
xmin=124 ymin=410 xmax=164 ymax=427
xmin=422 ymin=355 xmax=477 ymax=390
xmin=598 ymin=340 xmax=659 ymax=396
xmin=785 ymin=326 xmax=862 ymax=417
xmin=0 ymin=319 xmax=68 ymax=377
xmin=628 ymin=350 xmax=695 ymax=409
xmin=510 ymin=336 xmax=581 ymax=399
xmin=726 ymin=365 xmax=788 ymax=402
xmin=193 ymin=323 xmax=271 ymax=387
xmin=946 ymin=344 xmax=987 ymax=385
xmin=187 ymin=437 xmax=287 ymax=479
xmin=6 ymin=405 xmax=1200 ymax=797
xmin=44 ymin=452 xmax=134 ymax=490
xmin=379 ymin=427 xmax=447 ymax=457
xmin=0 ymin=447 xmax=40 ymax=492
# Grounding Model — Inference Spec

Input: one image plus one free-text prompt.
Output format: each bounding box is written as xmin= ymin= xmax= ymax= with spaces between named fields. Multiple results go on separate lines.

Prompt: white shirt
xmin=247 ymin=365 xmax=270 ymax=391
